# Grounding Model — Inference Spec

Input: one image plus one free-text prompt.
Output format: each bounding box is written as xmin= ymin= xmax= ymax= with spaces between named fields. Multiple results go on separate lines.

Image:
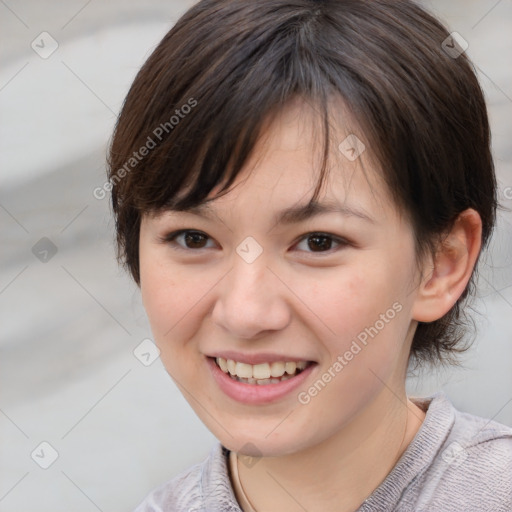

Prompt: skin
xmin=139 ymin=97 xmax=482 ymax=512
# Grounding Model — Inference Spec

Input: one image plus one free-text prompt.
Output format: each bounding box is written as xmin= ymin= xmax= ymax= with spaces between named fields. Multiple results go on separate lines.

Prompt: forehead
xmin=144 ymin=96 xmax=398 ymax=227
xmin=200 ymin=97 xmax=391 ymax=218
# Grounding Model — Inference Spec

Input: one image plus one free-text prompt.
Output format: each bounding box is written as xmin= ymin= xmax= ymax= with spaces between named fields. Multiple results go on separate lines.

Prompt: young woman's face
xmin=139 ymin=99 xmax=423 ymax=457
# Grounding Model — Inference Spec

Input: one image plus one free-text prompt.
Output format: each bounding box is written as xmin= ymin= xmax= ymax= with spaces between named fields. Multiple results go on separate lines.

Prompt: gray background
xmin=1 ymin=1 xmax=511 ymax=510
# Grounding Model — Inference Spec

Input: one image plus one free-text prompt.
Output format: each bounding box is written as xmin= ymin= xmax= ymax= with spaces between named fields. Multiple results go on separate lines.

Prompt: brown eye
xmin=183 ymin=231 xmax=208 ymax=249
xmin=162 ymin=230 xmax=215 ymax=250
xmin=295 ymin=232 xmax=348 ymax=254
xmin=307 ymin=234 xmax=333 ymax=251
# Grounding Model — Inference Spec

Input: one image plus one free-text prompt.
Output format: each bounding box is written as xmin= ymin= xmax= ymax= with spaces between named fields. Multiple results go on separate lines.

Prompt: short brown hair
xmin=107 ymin=0 xmax=497 ymax=369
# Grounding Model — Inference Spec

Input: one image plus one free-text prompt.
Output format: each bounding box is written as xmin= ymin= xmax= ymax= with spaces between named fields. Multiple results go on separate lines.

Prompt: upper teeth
xmin=216 ymin=358 xmax=309 ymax=379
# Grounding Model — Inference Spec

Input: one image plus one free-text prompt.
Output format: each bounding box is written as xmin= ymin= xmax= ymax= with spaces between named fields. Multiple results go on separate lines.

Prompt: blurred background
xmin=1 ymin=0 xmax=511 ymax=510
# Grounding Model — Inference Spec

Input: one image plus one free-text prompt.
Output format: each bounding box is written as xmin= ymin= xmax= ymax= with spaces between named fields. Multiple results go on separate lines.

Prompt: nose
xmin=210 ymin=251 xmax=291 ymax=339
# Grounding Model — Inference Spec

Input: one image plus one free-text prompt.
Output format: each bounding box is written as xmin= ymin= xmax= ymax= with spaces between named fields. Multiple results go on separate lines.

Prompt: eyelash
xmin=159 ymin=229 xmax=350 ymax=255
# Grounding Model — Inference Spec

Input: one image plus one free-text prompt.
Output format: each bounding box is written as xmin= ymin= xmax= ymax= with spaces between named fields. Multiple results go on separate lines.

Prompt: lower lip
xmin=206 ymin=357 xmax=317 ymax=405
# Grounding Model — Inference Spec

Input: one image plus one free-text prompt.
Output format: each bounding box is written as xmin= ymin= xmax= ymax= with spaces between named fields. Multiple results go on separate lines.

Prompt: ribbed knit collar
xmin=198 ymin=392 xmax=454 ymax=511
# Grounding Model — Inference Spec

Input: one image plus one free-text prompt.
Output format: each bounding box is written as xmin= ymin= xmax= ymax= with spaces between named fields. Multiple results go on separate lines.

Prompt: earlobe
xmin=412 ymin=209 xmax=482 ymax=323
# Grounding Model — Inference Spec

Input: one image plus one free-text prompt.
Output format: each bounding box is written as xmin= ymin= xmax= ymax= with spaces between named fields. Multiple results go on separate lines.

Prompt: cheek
xmin=140 ymin=256 xmax=173 ymax=332
xmin=139 ymin=248 xmax=189 ymax=346
xmin=139 ymin=252 xmax=216 ymax=354
xmin=294 ymin=259 xmax=410 ymax=388
xmin=300 ymin=264 xmax=397 ymax=343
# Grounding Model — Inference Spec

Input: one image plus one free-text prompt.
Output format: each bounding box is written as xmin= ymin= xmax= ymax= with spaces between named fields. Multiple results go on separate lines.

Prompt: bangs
xmin=115 ymin=5 xmax=338 ymax=216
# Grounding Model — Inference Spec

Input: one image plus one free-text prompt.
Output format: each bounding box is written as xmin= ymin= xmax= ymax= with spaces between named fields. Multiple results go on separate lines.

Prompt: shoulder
xmin=133 ymin=443 xmax=242 ymax=512
xmin=133 ymin=458 xmax=204 ymax=512
xmin=414 ymin=394 xmax=512 ymax=511
xmin=445 ymin=405 xmax=512 ymax=481
xmin=444 ymin=403 xmax=512 ymax=478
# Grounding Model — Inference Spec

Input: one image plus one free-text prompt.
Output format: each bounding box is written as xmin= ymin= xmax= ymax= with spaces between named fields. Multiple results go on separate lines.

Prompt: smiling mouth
xmin=212 ymin=356 xmax=314 ymax=385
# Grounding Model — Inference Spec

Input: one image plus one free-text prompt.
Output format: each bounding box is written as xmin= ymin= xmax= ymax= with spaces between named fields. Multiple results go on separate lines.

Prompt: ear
xmin=412 ymin=208 xmax=482 ymax=323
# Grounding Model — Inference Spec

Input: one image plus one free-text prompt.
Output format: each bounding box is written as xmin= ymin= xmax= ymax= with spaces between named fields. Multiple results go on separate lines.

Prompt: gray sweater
xmin=134 ymin=392 xmax=512 ymax=511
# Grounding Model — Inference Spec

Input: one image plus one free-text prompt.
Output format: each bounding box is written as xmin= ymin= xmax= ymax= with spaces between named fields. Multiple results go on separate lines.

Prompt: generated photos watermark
xmin=441 ymin=31 xmax=469 ymax=59
xmin=93 ymin=98 xmax=198 ymax=200
xmin=297 ymin=301 xmax=403 ymax=405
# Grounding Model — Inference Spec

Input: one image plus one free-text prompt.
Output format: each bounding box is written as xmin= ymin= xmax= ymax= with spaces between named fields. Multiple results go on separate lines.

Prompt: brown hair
xmin=107 ymin=0 xmax=497 ymax=370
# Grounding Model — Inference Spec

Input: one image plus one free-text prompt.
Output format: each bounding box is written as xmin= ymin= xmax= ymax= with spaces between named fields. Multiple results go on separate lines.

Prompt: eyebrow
xmin=168 ymin=199 xmax=375 ymax=225
xmin=271 ymin=199 xmax=375 ymax=225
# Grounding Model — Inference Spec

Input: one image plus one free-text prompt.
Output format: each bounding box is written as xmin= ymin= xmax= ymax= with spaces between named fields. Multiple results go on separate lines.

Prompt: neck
xmin=236 ymin=389 xmax=426 ymax=512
